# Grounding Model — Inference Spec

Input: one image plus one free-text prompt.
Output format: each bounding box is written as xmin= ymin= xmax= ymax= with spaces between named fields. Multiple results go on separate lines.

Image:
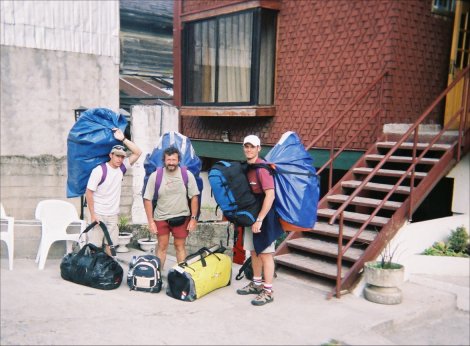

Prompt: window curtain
xmin=188 ymin=19 xmax=216 ymax=103
xmin=218 ymin=12 xmax=253 ymax=103
xmin=259 ymin=12 xmax=276 ymax=105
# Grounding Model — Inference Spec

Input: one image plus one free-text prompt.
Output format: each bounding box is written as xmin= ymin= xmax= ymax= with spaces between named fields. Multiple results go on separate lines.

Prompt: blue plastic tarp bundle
xmin=66 ymin=108 xmax=128 ymax=198
xmin=265 ymin=131 xmax=320 ymax=230
xmin=142 ymin=131 xmax=203 ymax=198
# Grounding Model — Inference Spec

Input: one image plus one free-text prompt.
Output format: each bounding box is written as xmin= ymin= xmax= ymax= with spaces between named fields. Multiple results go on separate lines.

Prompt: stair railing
xmin=306 ymin=71 xmax=388 ymax=190
xmin=329 ymin=65 xmax=469 ymax=226
xmin=331 ymin=66 xmax=469 ymax=297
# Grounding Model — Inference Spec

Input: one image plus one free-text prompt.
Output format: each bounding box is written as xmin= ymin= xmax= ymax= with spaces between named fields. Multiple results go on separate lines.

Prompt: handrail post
xmin=329 ymin=126 xmax=336 ymax=190
xmin=409 ymin=127 xmax=418 ymax=221
xmin=336 ymin=212 xmax=344 ymax=299
xmin=458 ymin=73 xmax=469 ymax=161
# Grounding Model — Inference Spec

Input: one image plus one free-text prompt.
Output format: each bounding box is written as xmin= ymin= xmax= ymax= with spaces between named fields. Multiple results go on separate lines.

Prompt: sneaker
xmin=236 ymin=282 xmax=263 ymax=295
xmin=251 ymin=290 xmax=274 ymax=306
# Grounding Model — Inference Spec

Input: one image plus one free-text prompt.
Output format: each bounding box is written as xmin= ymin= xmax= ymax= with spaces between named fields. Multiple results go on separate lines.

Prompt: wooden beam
xmin=181 ymin=0 xmax=281 ymax=22
xmin=180 ymin=106 xmax=276 ymax=117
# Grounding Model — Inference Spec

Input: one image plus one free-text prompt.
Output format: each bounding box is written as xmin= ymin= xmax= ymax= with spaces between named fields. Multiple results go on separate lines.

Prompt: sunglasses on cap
xmin=112 ymin=145 xmax=126 ymax=151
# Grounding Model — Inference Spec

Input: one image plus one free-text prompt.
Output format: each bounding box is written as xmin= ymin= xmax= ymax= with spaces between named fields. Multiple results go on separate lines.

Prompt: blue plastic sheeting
xmin=66 ymin=108 xmax=128 ymax=198
xmin=265 ymin=131 xmax=320 ymax=229
xmin=142 ymin=131 xmax=203 ymax=199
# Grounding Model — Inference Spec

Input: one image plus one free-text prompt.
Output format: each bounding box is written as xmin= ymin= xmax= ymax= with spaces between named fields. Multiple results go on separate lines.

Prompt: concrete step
xmin=366 ymin=154 xmax=439 ymax=164
xmin=274 ymin=252 xmax=348 ymax=280
xmin=353 ymin=167 xmax=427 ymax=179
xmin=342 ymin=180 xmax=411 ymax=194
xmin=318 ymin=208 xmax=390 ymax=226
xmin=312 ymin=221 xmax=377 ymax=243
xmin=327 ymin=194 xmax=402 ymax=210
xmin=287 ymin=237 xmax=364 ymax=262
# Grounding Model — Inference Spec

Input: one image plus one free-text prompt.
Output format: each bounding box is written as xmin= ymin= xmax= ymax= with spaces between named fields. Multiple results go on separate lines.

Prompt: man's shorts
xmin=154 ymin=217 xmax=190 ymax=239
xmin=86 ymin=213 xmax=119 ymax=247
xmin=243 ymin=227 xmax=276 ymax=254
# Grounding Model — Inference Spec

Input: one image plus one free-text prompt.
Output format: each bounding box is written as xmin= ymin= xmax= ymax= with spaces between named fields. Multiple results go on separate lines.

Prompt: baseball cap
xmin=110 ymin=145 xmax=126 ymax=156
xmin=243 ymin=135 xmax=261 ymax=147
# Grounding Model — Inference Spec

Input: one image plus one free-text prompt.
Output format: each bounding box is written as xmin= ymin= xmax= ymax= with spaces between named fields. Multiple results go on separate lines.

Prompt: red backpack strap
xmin=98 ymin=163 xmax=107 ymax=186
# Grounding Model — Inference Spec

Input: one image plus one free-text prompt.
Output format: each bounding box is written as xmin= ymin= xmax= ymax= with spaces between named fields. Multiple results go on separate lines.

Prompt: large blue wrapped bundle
xmin=142 ymin=131 xmax=203 ymax=205
xmin=265 ymin=131 xmax=320 ymax=231
xmin=66 ymin=108 xmax=128 ymax=198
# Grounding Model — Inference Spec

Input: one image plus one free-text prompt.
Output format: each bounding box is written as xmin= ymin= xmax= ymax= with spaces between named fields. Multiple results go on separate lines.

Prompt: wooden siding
xmin=120 ymin=0 xmax=173 ymax=76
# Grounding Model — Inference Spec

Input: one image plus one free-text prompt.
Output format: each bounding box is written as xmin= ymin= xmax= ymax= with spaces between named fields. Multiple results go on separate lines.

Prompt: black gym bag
xmin=60 ymin=221 xmax=123 ymax=290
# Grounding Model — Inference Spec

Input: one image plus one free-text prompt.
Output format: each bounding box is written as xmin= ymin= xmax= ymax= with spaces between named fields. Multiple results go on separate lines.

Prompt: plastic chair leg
xmin=38 ymin=240 xmax=52 ymax=270
xmin=35 ymin=240 xmax=42 ymax=264
xmin=8 ymin=235 xmax=13 ymax=270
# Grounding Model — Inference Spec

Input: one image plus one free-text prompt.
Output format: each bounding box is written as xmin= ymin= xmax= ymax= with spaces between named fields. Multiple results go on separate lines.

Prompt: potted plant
xmin=363 ymin=236 xmax=404 ymax=305
xmin=137 ymin=224 xmax=157 ymax=253
xmin=116 ymin=215 xmax=133 ymax=253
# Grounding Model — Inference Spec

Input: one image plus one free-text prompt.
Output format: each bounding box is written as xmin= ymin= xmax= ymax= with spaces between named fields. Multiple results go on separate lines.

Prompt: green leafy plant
xmin=448 ymin=225 xmax=469 ymax=253
xmin=118 ymin=215 xmax=132 ymax=235
xmin=422 ymin=225 xmax=469 ymax=257
xmin=139 ymin=224 xmax=155 ymax=241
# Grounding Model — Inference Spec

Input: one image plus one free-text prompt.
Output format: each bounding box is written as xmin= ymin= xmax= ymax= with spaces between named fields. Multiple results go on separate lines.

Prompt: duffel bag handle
xmin=180 ymin=245 xmax=222 ymax=268
xmin=82 ymin=221 xmax=117 ymax=257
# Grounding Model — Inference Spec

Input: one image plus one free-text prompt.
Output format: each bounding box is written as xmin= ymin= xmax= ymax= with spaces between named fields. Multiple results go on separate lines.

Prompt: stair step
xmin=287 ymin=237 xmax=364 ymax=262
xmin=365 ymin=154 xmax=439 ymax=164
xmin=318 ymin=208 xmax=390 ymax=226
xmin=376 ymin=141 xmax=451 ymax=151
xmin=327 ymin=194 xmax=402 ymax=210
xmin=342 ymin=180 xmax=411 ymax=194
xmin=274 ymin=253 xmax=347 ymax=280
xmin=353 ymin=167 xmax=427 ymax=179
xmin=313 ymin=221 xmax=377 ymax=243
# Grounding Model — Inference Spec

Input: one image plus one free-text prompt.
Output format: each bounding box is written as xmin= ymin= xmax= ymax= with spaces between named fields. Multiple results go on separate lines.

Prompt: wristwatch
xmin=191 ymin=215 xmax=198 ymax=221
xmin=256 ymin=218 xmax=263 ymax=223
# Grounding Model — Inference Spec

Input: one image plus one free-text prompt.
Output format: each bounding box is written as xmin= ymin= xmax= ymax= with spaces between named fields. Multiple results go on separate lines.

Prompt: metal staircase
xmin=274 ymin=66 xmax=470 ymax=298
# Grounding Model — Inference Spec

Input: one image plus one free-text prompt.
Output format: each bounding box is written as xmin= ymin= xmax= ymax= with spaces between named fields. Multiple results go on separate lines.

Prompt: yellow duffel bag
xmin=166 ymin=245 xmax=232 ymax=301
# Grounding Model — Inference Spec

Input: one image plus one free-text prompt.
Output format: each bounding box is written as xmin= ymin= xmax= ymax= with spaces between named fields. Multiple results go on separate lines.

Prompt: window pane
xmin=218 ymin=12 xmax=253 ymax=102
xmin=259 ymin=10 xmax=276 ymax=105
xmin=187 ymin=20 xmax=216 ymax=103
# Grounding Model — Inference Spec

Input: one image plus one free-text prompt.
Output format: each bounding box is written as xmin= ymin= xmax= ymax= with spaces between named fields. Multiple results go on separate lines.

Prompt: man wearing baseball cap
xmin=237 ymin=134 xmax=283 ymax=306
xmin=85 ymin=128 xmax=142 ymax=256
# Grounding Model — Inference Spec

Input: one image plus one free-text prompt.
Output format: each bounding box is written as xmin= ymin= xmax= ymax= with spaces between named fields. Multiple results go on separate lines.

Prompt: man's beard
xmin=166 ymin=164 xmax=178 ymax=171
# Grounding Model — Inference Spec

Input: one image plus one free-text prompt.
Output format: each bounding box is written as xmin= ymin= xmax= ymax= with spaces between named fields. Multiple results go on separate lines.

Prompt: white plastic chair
xmin=0 ymin=203 xmax=14 ymax=270
xmin=35 ymin=200 xmax=86 ymax=270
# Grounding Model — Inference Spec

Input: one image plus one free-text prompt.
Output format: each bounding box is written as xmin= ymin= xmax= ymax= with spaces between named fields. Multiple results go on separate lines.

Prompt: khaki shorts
xmin=86 ymin=212 xmax=119 ymax=248
xmin=243 ymin=227 xmax=276 ymax=253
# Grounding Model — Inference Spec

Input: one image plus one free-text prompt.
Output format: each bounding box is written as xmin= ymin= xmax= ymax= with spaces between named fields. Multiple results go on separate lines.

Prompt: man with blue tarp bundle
xmin=85 ymin=128 xmax=141 ymax=256
xmin=236 ymin=135 xmax=284 ymax=306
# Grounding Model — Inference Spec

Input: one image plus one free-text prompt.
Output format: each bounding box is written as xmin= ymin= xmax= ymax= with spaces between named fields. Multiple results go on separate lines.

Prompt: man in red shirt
xmin=236 ymin=134 xmax=282 ymax=306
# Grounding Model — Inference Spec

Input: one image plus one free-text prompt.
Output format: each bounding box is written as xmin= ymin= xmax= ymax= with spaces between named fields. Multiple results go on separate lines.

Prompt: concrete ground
xmin=1 ymin=248 xmax=469 ymax=346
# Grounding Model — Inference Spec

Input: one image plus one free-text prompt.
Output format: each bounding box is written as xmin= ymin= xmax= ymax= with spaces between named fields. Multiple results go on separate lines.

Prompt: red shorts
xmin=154 ymin=217 xmax=190 ymax=239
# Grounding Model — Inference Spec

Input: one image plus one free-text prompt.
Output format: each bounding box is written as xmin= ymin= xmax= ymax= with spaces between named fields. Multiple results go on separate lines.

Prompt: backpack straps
xmin=98 ymin=162 xmax=127 ymax=186
xmin=98 ymin=163 xmax=107 ymax=186
xmin=154 ymin=166 xmax=189 ymax=200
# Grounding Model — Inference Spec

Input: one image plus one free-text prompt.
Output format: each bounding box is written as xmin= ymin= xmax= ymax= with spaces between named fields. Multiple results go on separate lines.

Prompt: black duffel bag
xmin=60 ymin=221 xmax=123 ymax=290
